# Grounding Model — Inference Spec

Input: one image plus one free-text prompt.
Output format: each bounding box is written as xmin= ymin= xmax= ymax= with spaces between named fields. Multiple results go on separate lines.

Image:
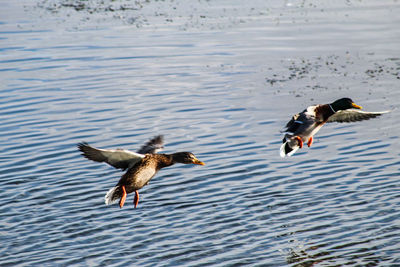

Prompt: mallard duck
xmin=78 ymin=135 xmax=205 ymax=208
xmin=280 ymin=98 xmax=390 ymax=157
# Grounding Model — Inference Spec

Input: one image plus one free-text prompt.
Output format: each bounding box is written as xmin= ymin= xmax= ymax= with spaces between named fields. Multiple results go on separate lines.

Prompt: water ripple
xmin=1 ymin=0 xmax=400 ymax=266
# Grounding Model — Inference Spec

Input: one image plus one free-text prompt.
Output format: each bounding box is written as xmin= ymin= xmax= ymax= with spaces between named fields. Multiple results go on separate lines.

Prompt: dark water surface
xmin=1 ymin=0 xmax=400 ymax=266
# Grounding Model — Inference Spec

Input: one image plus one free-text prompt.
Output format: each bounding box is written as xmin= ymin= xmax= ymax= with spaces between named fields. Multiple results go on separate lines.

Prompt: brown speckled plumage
xmin=118 ymin=154 xmax=174 ymax=193
xmin=106 ymin=152 xmax=204 ymax=208
xmin=78 ymin=137 xmax=204 ymax=208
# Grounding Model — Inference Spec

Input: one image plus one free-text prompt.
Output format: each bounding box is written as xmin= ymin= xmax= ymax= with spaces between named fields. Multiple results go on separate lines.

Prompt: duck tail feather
xmin=286 ymin=145 xmax=299 ymax=157
xmin=280 ymin=142 xmax=289 ymax=157
xmin=105 ymin=186 xmax=121 ymax=205
xmin=280 ymin=141 xmax=299 ymax=157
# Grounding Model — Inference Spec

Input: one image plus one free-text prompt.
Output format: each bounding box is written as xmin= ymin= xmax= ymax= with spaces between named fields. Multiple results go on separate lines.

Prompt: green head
xmin=330 ymin=98 xmax=362 ymax=112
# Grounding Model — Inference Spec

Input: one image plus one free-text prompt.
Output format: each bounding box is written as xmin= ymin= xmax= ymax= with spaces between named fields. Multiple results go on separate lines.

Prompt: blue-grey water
xmin=1 ymin=0 xmax=400 ymax=266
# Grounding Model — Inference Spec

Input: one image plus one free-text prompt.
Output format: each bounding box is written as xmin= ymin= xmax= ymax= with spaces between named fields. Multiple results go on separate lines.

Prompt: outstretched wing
xmin=327 ymin=110 xmax=390 ymax=123
xmin=136 ymin=135 xmax=164 ymax=154
xmin=78 ymin=142 xmax=144 ymax=170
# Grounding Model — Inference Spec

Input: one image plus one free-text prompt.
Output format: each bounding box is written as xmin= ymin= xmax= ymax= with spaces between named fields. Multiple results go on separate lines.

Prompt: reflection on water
xmin=1 ymin=0 xmax=399 ymax=266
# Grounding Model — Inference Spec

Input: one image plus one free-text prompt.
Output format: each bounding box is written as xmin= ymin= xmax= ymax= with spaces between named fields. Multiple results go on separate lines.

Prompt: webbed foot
xmin=294 ymin=136 xmax=303 ymax=148
xmin=307 ymin=136 xmax=313 ymax=147
xmin=119 ymin=185 xmax=127 ymax=209
xmin=133 ymin=190 xmax=140 ymax=208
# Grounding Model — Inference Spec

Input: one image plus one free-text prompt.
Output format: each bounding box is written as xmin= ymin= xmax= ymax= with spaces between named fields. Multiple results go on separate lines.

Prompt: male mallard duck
xmin=280 ymin=98 xmax=390 ymax=157
xmin=78 ymin=135 xmax=205 ymax=208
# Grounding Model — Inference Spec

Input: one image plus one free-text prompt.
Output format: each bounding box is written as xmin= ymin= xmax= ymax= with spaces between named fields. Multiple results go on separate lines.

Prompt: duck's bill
xmin=351 ymin=103 xmax=363 ymax=109
xmin=193 ymin=159 xmax=205 ymax=165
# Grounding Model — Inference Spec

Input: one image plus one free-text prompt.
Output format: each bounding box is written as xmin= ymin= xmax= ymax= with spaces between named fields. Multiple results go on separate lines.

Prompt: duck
xmin=78 ymin=135 xmax=205 ymax=208
xmin=280 ymin=98 xmax=390 ymax=157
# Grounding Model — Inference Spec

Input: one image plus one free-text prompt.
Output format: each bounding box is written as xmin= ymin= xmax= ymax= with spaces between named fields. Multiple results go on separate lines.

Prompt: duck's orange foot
xmin=294 ymin=136 xmax=303 ymax=148
xmin=133 ymin=190 xmax=140 ymax=208
xmin=307 ymin=136 xmax=313 ymax=147
xmin=119 ymin=185 xmax=127 ymax=209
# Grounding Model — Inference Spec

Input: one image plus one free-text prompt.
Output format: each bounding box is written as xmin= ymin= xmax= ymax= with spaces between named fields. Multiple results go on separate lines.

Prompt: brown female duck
xmin=78 ymin=136 xmax=205 ymax=208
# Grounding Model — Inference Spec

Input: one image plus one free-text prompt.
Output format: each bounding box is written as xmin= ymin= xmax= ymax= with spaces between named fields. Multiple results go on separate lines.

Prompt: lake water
xmin=1 ymin=0 xmax=399 ymax=266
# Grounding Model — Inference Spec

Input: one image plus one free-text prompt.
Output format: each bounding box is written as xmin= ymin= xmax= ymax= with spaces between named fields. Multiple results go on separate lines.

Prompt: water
xmin=1 ymin=0 xmax=400 ymax=266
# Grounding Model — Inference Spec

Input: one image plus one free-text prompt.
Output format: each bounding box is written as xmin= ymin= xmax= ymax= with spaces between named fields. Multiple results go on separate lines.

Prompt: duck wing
xmin=282 ymin=113 xmax=300 ymax=132
xmin=282 ymin=107 xmax=317 ymax=134
xmin=327 ymin=110 xmax=390 ymax=123
xmin=136 ymin=135 xmax=164 ymax=154
xmin=78 ymin=142 xmax=144 ymax=170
